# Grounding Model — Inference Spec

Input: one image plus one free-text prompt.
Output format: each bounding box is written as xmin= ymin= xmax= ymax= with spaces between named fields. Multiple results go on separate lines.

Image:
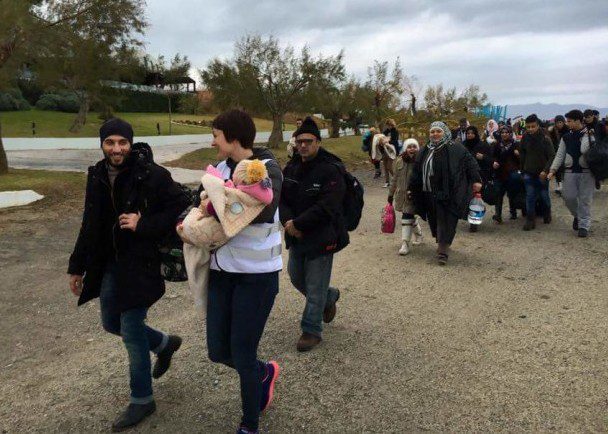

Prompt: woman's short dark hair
xmin=212 ymin=109 xmax=256 ymax=149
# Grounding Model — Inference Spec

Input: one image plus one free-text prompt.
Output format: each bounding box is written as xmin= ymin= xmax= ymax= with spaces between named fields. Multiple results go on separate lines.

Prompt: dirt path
xmin=1 ymin=174 xmax=607 ymax=433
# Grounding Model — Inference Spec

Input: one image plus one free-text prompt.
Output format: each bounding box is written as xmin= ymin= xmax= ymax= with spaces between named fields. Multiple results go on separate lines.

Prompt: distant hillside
xmin=505 ymin=103 xmax=608 ymax=120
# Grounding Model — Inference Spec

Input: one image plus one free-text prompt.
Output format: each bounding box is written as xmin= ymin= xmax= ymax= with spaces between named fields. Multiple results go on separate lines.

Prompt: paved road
xmin=7 ymin=143 xmax=209 ymax=184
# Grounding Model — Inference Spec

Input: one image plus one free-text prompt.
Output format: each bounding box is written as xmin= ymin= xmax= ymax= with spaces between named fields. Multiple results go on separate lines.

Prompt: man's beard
xmin=104 ymin=151 xmax=129 ymax=168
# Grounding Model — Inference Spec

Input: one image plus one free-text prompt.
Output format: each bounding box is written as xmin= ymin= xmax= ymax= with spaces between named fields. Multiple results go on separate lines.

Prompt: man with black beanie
xmin=280 ymin=117 xmax=349 ymax=352
xmin=548 ymin=110 xmax=596 ymax=237
xmin=68 ymin=118 xmax=190 ymax=430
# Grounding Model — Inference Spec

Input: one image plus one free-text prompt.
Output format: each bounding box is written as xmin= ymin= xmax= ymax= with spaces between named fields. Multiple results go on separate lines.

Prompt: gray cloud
xmin=143 ymin=0 xmax=608 ymax=106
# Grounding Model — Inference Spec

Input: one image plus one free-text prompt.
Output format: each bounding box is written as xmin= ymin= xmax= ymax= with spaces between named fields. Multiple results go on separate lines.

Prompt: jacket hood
xmin=252 ymin=146 xmax=277 ymax=161
xmin=317 ymin=147 xmax=343 ymax=164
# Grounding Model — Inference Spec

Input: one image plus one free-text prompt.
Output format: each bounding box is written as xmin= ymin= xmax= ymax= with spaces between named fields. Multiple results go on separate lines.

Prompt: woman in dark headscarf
xmin=548 ymin=115 xmax=568 ymax=194
xmin=463 ymin=126 xmax=493 ymax=182
xmin=462 ymin=125 xmax=492 ymax=232
xmin=492 ymin=125 xmax=522 ymax=222
xmin=408 ymin=121 xmax=482 ymax=265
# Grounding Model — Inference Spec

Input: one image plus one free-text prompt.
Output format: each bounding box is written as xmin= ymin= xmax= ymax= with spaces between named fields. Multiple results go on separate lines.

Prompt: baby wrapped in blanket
xmin=177 ymin=159 xmax=273 ymax=315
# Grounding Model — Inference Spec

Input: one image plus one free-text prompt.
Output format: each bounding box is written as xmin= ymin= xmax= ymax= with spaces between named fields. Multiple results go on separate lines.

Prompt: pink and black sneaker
xmin=260 ymin=360 xmax=280 ymax=412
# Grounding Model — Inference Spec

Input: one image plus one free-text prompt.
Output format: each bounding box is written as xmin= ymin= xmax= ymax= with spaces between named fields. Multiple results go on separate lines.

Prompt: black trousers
xmin=423 ymin=193 xmax=459 ymax=245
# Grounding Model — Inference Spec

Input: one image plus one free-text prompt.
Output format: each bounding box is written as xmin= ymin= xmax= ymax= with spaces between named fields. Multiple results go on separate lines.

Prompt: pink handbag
xmin=381 ymin=203 xmax=396 ymax=234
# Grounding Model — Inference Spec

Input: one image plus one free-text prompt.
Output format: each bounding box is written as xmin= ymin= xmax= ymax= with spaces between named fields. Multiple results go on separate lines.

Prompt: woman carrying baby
xmin=181 ymin=109 xmax=283 ymax=434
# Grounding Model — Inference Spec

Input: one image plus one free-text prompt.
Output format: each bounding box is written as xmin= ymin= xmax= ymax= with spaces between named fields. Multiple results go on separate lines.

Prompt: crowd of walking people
xmin=380 ymin=109 xmax=607 ymax=263
xmin=66 ymin=106 xmax=606 ymax=433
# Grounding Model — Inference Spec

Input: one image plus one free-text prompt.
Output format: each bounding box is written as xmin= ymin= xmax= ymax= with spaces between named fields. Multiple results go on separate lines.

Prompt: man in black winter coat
xmin=451 ymin=118 xmax=469 ymax=144
xmin=280 ymin=117 xmax=349 ymax=352
xmin=67 ymin=118 xmax=190 ymax=431
xmin=519 ymin=114 xmax=555 ymax=230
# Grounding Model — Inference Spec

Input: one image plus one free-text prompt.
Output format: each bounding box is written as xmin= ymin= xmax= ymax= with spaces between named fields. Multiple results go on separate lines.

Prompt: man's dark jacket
xmin=68 ymin=150 xmax=191 ymax=312
xmin=520 ymin=131 xmax=555 ymax=175
xmin=280 ymin=147 xmax=349 ymax=258
xmin=409 ymin=142 xmax=482 ymax=220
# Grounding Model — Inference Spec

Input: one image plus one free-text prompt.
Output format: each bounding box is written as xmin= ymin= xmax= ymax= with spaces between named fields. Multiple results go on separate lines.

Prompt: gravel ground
xmin=1 ymin=172 xmax=607 ymax=433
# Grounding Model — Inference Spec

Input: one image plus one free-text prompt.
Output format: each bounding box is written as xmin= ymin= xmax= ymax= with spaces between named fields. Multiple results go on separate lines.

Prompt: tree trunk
xmin=268 ymin=113 xmax=284 ymax=149
xmin=0 ymin=120 xmax=8 ymax=175
xmin=330 ymin=115 xmax=340 ymax=138
xmin=69 ymin=94 xmax=90 ymax=133
xmin=410 ymin=93 xmax=417 ymax=115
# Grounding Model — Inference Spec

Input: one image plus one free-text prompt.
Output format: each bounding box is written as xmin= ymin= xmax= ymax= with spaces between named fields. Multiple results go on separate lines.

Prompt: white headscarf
xmin=423 ymin=122 xmax=452 ymax=192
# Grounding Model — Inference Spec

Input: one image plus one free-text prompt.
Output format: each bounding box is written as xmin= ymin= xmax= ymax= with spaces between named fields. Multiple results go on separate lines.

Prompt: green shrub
xmin=35 ymin=92 xmax=80 ymax=113
xmin=101 ymin=88 xmax=181 ymax=113
xmin=0 ymin=88 xmax=32 ymax=111
xmin=17 ymin=79 xmax=44 ymax=105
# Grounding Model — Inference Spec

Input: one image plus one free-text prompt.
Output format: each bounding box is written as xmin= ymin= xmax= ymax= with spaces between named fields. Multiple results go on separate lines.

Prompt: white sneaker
xmin=398 ymin=241 xmax=410 ymax=256
xmin=383 ymin=183 xmax=389 ymax=188
xmin=412 ymin=224 xmax=423 ymax=245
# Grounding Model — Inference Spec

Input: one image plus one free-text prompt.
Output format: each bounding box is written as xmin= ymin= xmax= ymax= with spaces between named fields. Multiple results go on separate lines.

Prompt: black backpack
xmin=585 ymin=133 xmax=608 ymax=181
xmin=131 ymin=142 xmax=194 ymax=282
xmin=333 ymin=162 xmax=364 ymax=231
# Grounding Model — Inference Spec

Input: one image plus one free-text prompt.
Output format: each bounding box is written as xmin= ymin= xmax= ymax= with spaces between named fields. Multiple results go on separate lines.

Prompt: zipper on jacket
xmin=99 ymin=174 xmax=119 ymax=261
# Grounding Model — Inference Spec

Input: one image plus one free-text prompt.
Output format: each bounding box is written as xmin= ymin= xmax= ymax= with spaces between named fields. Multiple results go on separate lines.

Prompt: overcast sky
xmin=143 ymin=0 xmax=608 ymax=107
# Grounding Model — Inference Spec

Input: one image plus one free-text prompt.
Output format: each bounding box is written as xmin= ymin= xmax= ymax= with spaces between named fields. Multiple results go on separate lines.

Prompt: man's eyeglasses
xmin=295 ymin=139 xmax=315 ymax=146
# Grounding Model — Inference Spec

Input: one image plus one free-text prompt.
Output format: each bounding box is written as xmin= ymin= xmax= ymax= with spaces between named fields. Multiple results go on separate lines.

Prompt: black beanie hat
xmin=583 ymin=109 xmax=594 ymax=117
xmin=555 ymin=115 xmax=565 ymax=123
xmin=100 ymin=118 xmax=134 ymax=146
xmin=294 ymin=116 xmax=321 ymax=140
xmin=566 ymin=109 xmax=584 ymax=122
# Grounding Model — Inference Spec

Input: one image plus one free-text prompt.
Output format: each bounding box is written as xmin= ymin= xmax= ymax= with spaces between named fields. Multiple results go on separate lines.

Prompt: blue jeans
xmin=287 ymin=245 xmax=339 ymax=337
xmin=100 ymin=262 xmax=168 ymax=404
xmin=523 ymin=173 xmax=551 ymax=216
xmin=206 ymin=270 xmax=279 ymax=431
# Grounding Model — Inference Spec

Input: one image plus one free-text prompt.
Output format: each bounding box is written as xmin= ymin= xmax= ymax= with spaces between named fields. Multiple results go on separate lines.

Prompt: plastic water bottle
xmin=468 ymin=192 xmax=486 ymax=225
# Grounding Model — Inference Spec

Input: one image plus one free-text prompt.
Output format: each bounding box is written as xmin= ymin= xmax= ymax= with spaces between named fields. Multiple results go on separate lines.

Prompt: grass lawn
xmin=0 ymin=169 xmax=85 ymax=202
xmin=0 ymin=110 xmax=295 ymax=138
xmin=164 ymin=135 xmax=370 ymax=170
